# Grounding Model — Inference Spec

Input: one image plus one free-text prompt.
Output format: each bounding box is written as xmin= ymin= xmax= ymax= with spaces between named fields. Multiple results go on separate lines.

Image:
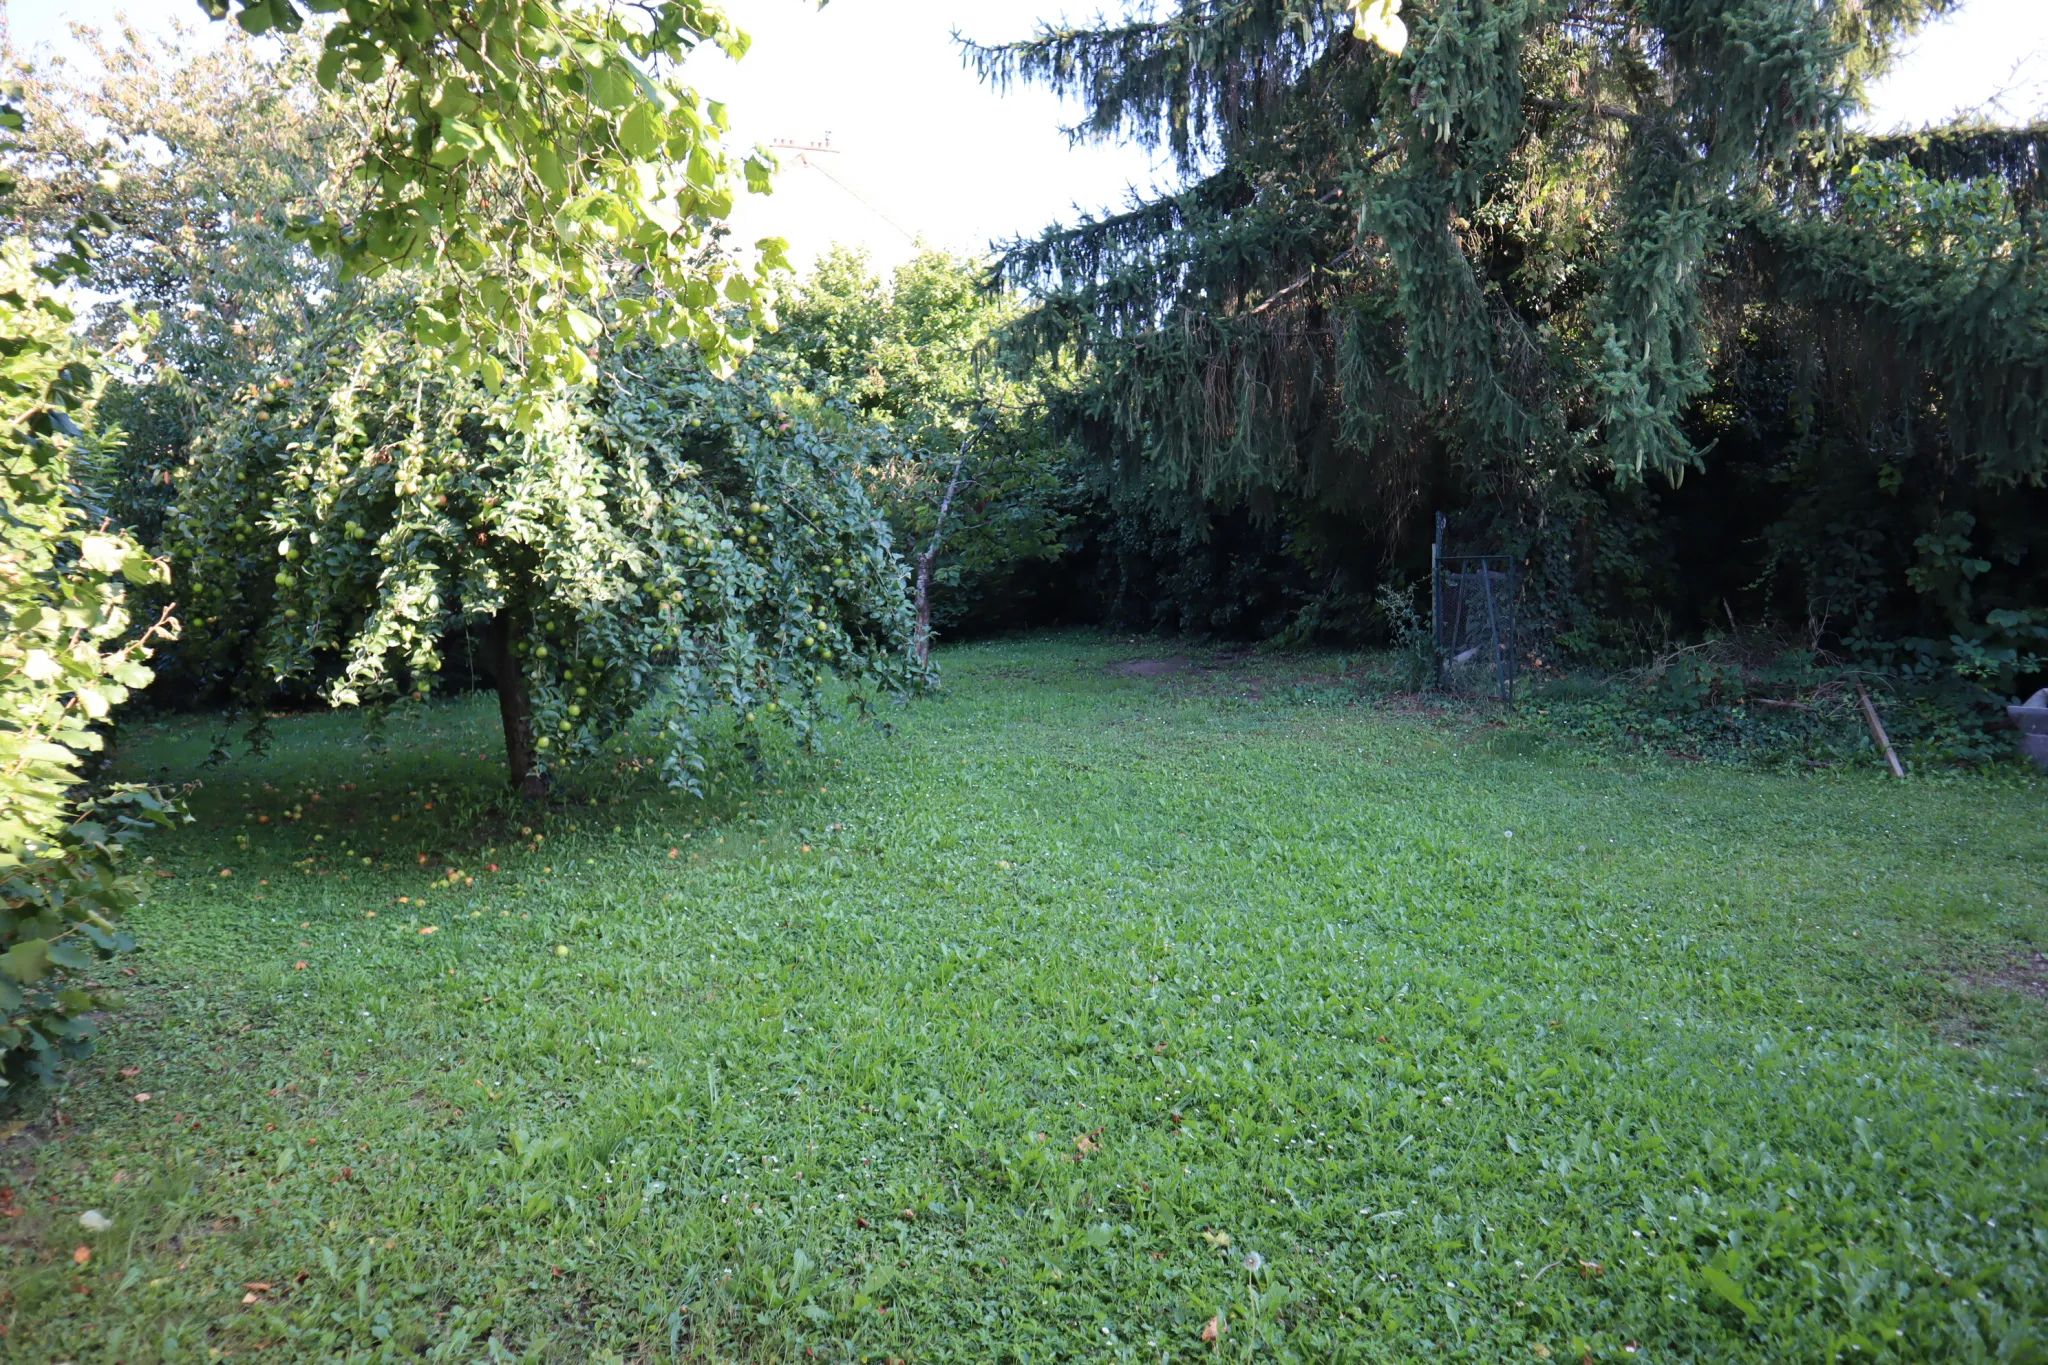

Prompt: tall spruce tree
xmin=969 ymin=1 xmax=2047 ymax=672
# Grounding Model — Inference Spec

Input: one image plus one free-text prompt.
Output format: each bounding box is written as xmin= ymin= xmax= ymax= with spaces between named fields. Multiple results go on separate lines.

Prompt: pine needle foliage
xmin=968 ymin=1 xmax=2046 ymax=669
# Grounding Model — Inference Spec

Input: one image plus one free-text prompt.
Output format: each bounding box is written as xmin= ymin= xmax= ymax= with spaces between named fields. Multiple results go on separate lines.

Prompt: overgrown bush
xmin=1 ymin=793 xmax=178 ymax=1095
xmin=1526 ymin=638 xmax=2028 ymax=772
xmin=1373 ymin=580 xmax=1436 ymax=692
xmin=0 ymin=239 xmax=177 ymax=1096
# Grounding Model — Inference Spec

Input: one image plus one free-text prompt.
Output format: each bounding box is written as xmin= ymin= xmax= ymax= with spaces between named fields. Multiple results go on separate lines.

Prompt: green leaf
xmin=0 ymin=938 xmax=52 ymax=984
xmin=20 ymin=740 xmax=81 ymax=765
xmin=560 ymin=308 xmax=602 ymax=347
xmin=46 ymin=939 xmax=93 ymax=970
xmin=589 ymin=61 xmax=635 ymax=111
xmin=686 ymin=146 xmax=717 ymax=189
xmin=439 ymin=119 xmax=486 ymax=156
xmin=1701 ymin=1261 xmax=1758 ymax=1322
xmin=479 ymin=122 xmax=516 ymax=166
xmin=535 ymin=145 xmax=568 ymax=194
xmin=621 ymin=50 xmax=679 ymax=112
xmin=619 ymin=105 xmax=663 ymax=160
xmin=429 ymin=82 xmax=478 ymax=119
xmin=311 ymin=46 xmax=344 ymax=89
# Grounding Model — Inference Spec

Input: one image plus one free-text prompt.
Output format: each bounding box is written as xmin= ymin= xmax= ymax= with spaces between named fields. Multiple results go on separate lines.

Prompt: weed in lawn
xmin=1521 ymin=646 xmax=2031 ymax=773
xmin=1 ymin=635 xmax=2044 ymax=1362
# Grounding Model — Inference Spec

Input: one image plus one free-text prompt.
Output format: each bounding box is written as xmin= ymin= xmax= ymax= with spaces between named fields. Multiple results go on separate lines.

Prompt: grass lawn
xmin=3 ymin=635 xmax=2045 ymax=1363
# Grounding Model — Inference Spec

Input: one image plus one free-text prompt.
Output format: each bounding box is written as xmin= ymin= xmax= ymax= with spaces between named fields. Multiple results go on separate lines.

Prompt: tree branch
xmin=911 ymin=426 xmax=985 ymax=669
xmin=1524 ymin=95 xmax=1647 ymax=128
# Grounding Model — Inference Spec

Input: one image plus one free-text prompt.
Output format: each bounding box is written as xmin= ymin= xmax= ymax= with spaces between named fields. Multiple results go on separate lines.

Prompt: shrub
xmin=0 ymin=239 xmax=176 ymax=1096
xmin=1 ymin=793 xmax=178 ymax=1095
xmin=1526 ymin=638 xmax=2029 ymax=772
xmin=1374 ymin=580 xmax=1436 ymax=692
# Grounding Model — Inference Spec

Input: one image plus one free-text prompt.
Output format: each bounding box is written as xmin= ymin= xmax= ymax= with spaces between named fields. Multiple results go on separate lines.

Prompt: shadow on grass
xmin=111 ymin=693 xmax=852 ymax=877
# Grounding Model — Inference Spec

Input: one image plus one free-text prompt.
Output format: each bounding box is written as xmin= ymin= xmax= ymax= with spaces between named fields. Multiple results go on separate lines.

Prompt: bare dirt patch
xmin=1103 ymin=649 xmax=1503 ymax=718
xmin=1963 ymin=952 xmax=2048 ymax=1001
xmin=1109 ymin=657 xmax=1192 ymax=678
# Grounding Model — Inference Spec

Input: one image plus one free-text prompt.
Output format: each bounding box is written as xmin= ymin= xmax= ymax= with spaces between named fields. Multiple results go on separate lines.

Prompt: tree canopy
xmin=197 ymin=0 xmax=787 ymax=417
xmin=0 ymin=9 xmax=927 ymax=798
xmin=4 ymin=23 xmax=347 ymax=551
xmin=969 ymin=0 xmax=2047 ymax=678
xmin=772 ymin=247 xmax=1076 ymax=647
xmin=173 ymin=313 xmax=916 ymax=796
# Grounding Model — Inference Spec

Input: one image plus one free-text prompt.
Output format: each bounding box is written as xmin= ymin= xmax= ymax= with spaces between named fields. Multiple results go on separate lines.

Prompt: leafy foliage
xmin=2 ymin=20 xmax=349 ymax=560
xmin=3 ymin=22 xmax=341 ymax=409
xmin=204 ymin=0 xmax=787 ymax=415
xmin=0 ymin=791 xmax=177 ymax=1098
xmin=1370 ymin=578 xmax=1434 ymax=689
xmin=0 ymin=238 xmax=177 ymax=1094
xmin=170 ymin=312 xmax=918 ymax=792
xmin=1527 ymin=642 xmax=2024 ymax=771
xmin=3 ymin=3 xmax=928 ymax=793
xmin=773 ymin=248 xmax=1076 ymax=642
xmin=967 ymin=0 xmax=2046 ymax=703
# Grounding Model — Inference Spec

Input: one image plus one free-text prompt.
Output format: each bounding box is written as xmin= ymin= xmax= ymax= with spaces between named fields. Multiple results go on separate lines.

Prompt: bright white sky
xmin=9 ymin=0 xmax=2047 ymax=273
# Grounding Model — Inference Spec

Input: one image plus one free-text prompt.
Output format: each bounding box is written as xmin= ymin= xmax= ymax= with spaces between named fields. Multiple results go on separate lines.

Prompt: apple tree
xmin=170 ymin=316 xmax=918 ymax=795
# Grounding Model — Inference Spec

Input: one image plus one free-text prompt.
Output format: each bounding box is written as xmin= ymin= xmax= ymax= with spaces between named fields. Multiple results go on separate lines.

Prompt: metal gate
xmin=1431 ymin=517 xmax=1517 ymax=704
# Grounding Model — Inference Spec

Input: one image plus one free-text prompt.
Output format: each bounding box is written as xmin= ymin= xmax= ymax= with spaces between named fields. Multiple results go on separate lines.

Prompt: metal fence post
xmin=1505 ymin=556 xmax=1518 ymax=706
xmin=1479 ymin=559 xmax=1504 ymax=705
xmin=1431 ymin=513 xmax=1445 ymax=689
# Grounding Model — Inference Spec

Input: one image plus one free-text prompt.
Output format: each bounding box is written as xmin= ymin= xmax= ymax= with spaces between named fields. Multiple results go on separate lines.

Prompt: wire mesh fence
xmin=1431 ymin=520 xmax=1517 ymax=704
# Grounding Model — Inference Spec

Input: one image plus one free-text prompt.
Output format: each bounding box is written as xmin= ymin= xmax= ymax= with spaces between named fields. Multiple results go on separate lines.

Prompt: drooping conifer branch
xmin=975 ymin=0 xmax=2004 ymax=509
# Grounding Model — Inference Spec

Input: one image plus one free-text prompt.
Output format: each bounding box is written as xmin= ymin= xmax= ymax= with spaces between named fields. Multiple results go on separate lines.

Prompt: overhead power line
xmin=767 ymin=138 xmax=919 ymax=246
